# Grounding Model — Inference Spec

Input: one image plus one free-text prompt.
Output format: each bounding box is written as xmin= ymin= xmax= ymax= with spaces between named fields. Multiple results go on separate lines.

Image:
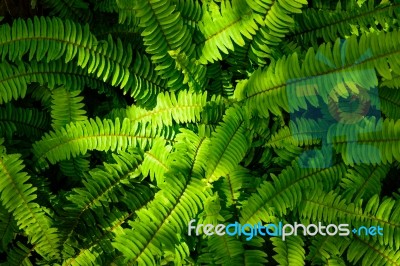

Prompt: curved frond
xmin=0 ymin=104 xmax=50 ymax=139
xmin=0 ymin=17 xmax=133 ymax=88
xmin=247 ymin=0 xmax=308 ymax=65
xmin=0 ymin=204 xmax=17 ymax=253
xmin=125 ymin=90 xmax=220 ymax=129
xmin=51 ymin=87 xmax=87 ymax=129
xmin=41 ymin=0 xmax=92 ymax=23
xmin=290 ymin=1 xmax=399 ymax=46
xmin=0 ymin=149 xmax=60 ymax=259
xmin=59 ymin=151 xmax=154 ymax=261
xmin=236 ymin=30 xmax=400 ymax=116
xmin=203 ymin=106 xmax=253 ymax=183
xmin=346 ymin=237 xmax=400 ymax=266
xmin=240 ymin=155 xmax=346 ymax=224
xmin=168 ymin=49 xmax=207 ymax=91
xmin=32 ymin=118 xmax=175 ymax=169
xmin=116 ymin=0 xmax=195 ymax=90
xmin=4 ymin=241 xmax=34 ymax=266
xmin=306 ymin=235 xmax=350 ymax=265
xmin=300 ymin=190 xmax=400 ymax=250
xmin=112 ymin=129 xmax=211 ymax=264
xmin=379 ymin=87 xmax=400 ymax=119
xmin=141 ymin=139 xmax=172 ymax=185
xmin=266 ymin=118 xmax=328 ymax=148
xmin=271 ymin=235 xmax=305 ymax=266
xmin=340 ymin=164 xmax=390 ymax=202
xmin=196 ymin=0 xmax=260 ymax=64
xmin=327 ymin=118 xmax=400 ymax=165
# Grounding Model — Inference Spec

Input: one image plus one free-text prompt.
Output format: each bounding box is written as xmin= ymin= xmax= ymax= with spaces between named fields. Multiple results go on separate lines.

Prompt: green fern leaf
xmin=51 ymin=87 xmax=87 ymax=130
xmin=4 ymin=241 xmax=34 ymax=266
xmin=0 ymin=204 xmax=17 ymax=253
xmin=300 ymin=190 xmax=400 ymax=250
xmin=236 ymin=31 xmax=400 ymax=116
xmin=116 ymin=0 xmax=195 ymax=90
xmin=240 ymin=155 xmax=346 ymax=224
xmin=271 ymin=235 xmax=306 ymax=266
xmin=196 ymin=0 xmax=261 ymax=64
xmin=340 ymin=165 xmax=390 ymax=202
xmin=41 ymin=0 xmax=92 ymax=23
xmin=202 ymin=106 xmax=253 ymax=183
xmin=141 ymin=139 xmax=172 ymax=185
xmin=0 ymin=150 xmax=60 ymax=259
xmin=0 ymin=104 xmax=50 ymax=139
xmin=379 ymin=87 xmax=400 ymax=119
xmin=327 ymin=117 xmax=400 ymax=165
xmin=112 ymin=129 xmax=211 ymax=264
xmin=289 ymin=1 xmax=399 ymax=46
xmin=32 ymin=118 xmax=175 ymax=169
xmin=0 ymin=17 xmax=133 ymax=87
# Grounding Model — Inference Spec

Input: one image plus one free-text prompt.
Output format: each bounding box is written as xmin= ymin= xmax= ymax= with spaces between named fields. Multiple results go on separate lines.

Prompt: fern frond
xmin=0 ymin=104 xmax=50 ymax=139
xmin=41 ymin=0 xmax=92 ymax=23
xmin=196 ymin=0 xmax=260 ymax=64
xmin=30 ymin=85 xmax=52 ymax=108
xmin=379 ymin=87 xmax=400 ymax=119
xmin=93 ymin=23 xmax=142 ymax=47
xmin=271 ymin=235 xmax=305 ymax=266
xmin=327 ymin=117 xmax=400 ymax=165
xmin=125 ymin=90 xmax=220 ymax=129
xmin=272 ymin=145 xmax=304 ymax=167
xmin=300 ymin=190 xmax=400 ymax=250
xmin=266 ymin=118 xmax=328 ymax=148
xmin=0 ymin=17 xmax=133 ymax=88
xmin=61 ymin=208 xmax=135 ymax=265
xmin=116 ymin=0 xmax=195 ymax=90
xmin=198 ymin=235 xmax=245 ymax=265
xmin=0 ymin=150 xmax=60 ymax=259
xmin=51 ymin=87 xmax=87 ymax=129
xmin=0 ymin=204 xmax=17 ymax=253
xmin=32 ymin=117 xmax=175 ymax=169
xmin=346 ymin=237 xmax=400 ymax=266
xmin=206 ymin=63 xmax=236 ymax=97
xmin=59 ymin=151 xmax=154 ymax=260
xmin=59 ymin=155 xmax=91 ymax=179
xmin=216 ymin=166 xmax=254 ymax=213
xmin=289 ymin=1 xmax=399 ymax=46
xmin=112 ymin=129 xmax=211 ymax=264
xmin=340 ymin=164 xmax=390 ymax=202
xmin=190 ymin=196 xmax=222 ymax=231
xmin=236 ymin=30 xmax=400 ymax=116
xmin=240 ymin=156 xmax=346 ymax=224
xmin=4 ymin=242 xmax=34 ymax=266
xmin=247 ymin=0 xmax=308 ymax=65
xmin=168 ymin=49 xmax=207 ymax=91
xmin=202 ymin=106 xmax=253 ymax=183
xmin=95 ymin=0 xmax=119 ymax=13
xmin=65 ymin=151 xmax=147 ymax=215
xmin=306 ymin=235 xmax=350 ymax=265
xmin=141 ymin=139 xmax=172 ymax=185
xmin=0 ymin=60 xmax=120 ymax=104
xmin=381 ymin=73 xmax=400 ymax=89
xmin=123 ymin=52 xmax=168 ymax=108
xmin=172 ymin=0 xmax=202 ymax=32
xmin=162 ymin=238 xmax=191 ymax=266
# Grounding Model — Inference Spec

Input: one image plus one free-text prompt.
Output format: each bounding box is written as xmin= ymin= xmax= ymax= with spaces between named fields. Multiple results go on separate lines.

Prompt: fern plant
xmin=0 ymin=0 xmax=400 ymax=265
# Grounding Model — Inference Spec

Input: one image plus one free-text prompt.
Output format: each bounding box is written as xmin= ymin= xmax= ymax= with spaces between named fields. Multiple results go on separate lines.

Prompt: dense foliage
xmin=0 ymin=0 xmax=400 ymax=265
